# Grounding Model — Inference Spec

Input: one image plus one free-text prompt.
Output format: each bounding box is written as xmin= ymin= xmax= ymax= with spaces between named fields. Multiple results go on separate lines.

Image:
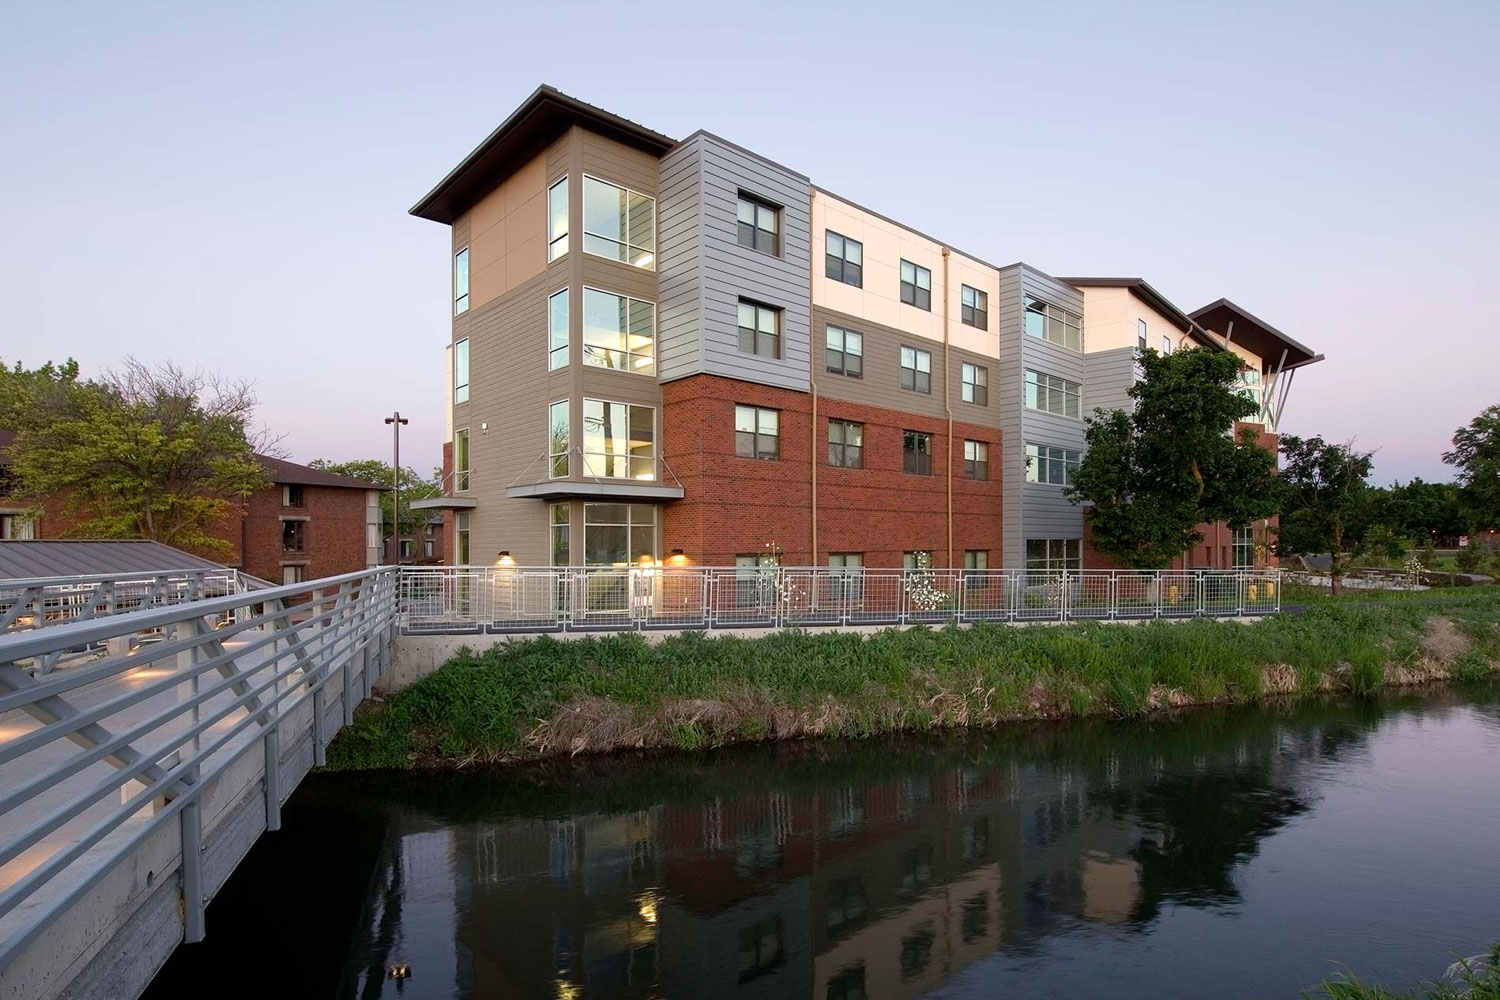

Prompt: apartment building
xmin=411 ymin=86 xmax=1321 ymax=572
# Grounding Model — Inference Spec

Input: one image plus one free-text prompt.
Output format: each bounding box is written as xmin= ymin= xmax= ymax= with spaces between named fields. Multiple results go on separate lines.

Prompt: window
xmin=900 ymin=260 xmax=931 ymax=310
xmin=828 ymin=553 xmax=864 ymax=601
xmin=547 ymin=177 xmax=568 ymax=261
xmin=281 ymin=520 xmax=306 ymax=553
xmin=455 ymin=428 xmax=471 ymax=491
xmin=825 ymin=325 xmax=863 ymax=377
xmin=1024 ymin=295 xmax=1082 ymax=350
xmin=900 ymin=924 xmax=936 ymax=982
xmin=1 ymin=514 xmax=34 ymax=540
xmin=1233 ymin=525 xmax=1256 ymax=568
xmin=424 ymin=537 xmax=434 ymax=559
xmin=550 ymin=503 xmax=570 ymax=566
xmin=738 ymin=916 xmax=785 ymax=983
xmin=737 ymin=300 xmax=781 ymax=359
xmin=400 ymin=539 xmax=412 ymax=560
xmin=1025 ymin=538 xmax=1081 ymax=571
xmin=734 ymin=553 xmax=777 ymax=607
xmin=735 ymin=405 xmax=779 ymax=460
xmin=583 ymin=288 xmax=655 ymax=374
xmin=281 ymin=565 xmax=304 ymax=585
xmin=902 ymin=550 xmax=934 ymax=569
xmin=453 ymin=337 xmax=470 ymax=403
xmin=548 ymin=289 xmax=568 ymax=370
xmin=582 ymin=175 xmax=655 ymax=268
xmin=736 ymin=193 xmax=780 ymax=255
xmin=1138 ymin=319 xmax=1148 ymax=351
xmin=1025 ymin=443 xmax=1079 ymax=486
xmin=549 ymin=400 xmax=569 ymax=478
xmin=583 ymin=503 xmax=656 ymax=567
xmin=455 ymin=512 xmax=470 ymax=565
xmin=282 ymin=484 xmax=305 ymax=508
xmin=583 ymin=399 xmax=655 ymax=480
xmin=961 ymin=363 xmax=988 ymax=406
xmin=964 ymin=550 xmax=988 ymax=570
xmin=903 ymin=431 xmax=932 ymax=476
xmin=1024 ymin=370 xmax=1081 ymax=417
xmin=1162 ymin=335 xmax=1172 ymax=355
xmin=961 ymin=893 xmax=990 ymax=944
xmin=453 ymin=247 xmax=469 ymax=314
xmin=900 ymin=346 xmax=931 ymax=393
xmin=827 ymin=964 xmax=867 ymax=1000
xmin=825 ymin=231 xmax=863 ymax=287
xmin=964 ymin=440 xmax=988 ymax=480
xmin=826 ymin=878 xmax=867 ymax=937
xmin=827 ymin=419 xmax=864 ymax=468
xmin=961 ymin=285 xmax=987 ymax=329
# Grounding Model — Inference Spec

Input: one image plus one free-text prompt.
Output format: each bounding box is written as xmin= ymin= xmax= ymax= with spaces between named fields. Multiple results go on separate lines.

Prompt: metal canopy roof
xmin=0 ymin=540 xmax=227 ymax=580
xmin=1189 ymin=298 xmax=1324 ymax=371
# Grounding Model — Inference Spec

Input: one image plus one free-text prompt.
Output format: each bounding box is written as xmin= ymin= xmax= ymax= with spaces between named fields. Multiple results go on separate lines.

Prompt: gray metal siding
xmin=1083 ymin=347 xmax=1136 ymax=418
xmin=656 ymin=136 xmax=704 ymax=383
xmin=1000 ymin=265 xmax=1087 ymax=560
xmin=654 ymin=133 xmax=812 ymax=392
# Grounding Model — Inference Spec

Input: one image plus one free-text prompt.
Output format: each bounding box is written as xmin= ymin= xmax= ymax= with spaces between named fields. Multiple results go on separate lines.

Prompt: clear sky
xmin=2 ymin=0 xmax=1495 ymax=483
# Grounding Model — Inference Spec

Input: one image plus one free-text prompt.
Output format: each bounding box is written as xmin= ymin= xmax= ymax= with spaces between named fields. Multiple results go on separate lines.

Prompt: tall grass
xmin=1305 ymin=944 xmax=1500 ymax=998
xmin=325 ymin=589 xmax=1500 ymax=771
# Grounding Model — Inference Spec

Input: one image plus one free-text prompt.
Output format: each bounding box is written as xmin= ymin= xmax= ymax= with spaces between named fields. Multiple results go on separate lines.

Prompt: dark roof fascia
xmin=410 ymin=85 xmax=677 ymax=225
xmin=1188 ymin=297 xmax=1322 ymax=369
xmin=1055 ymin=277 xmax=1223 ymax=350
xmin=257 ymin=455 xmax=388 ymax=491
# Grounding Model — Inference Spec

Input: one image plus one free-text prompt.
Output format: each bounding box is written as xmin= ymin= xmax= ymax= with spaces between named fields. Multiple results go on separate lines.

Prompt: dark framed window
xmin=1024 ymin=295 xmax=1083 ymax=350
xmin=453 ymin=247 xmax=469 ymax=315
xmin=964 ymin=440 xmax=988 ymax=480
xmin=961 ymin=285 xmax=987 ymax=329
xmin=964 ymin=550 xmax=988 ymax=570
xmin=899 ymin=346 xmax=931 ymax=393
xmin=1025 ymin=538 xmax=1082 ymax=571
xmin=903 ymin=430 xmax=932 ymax=476
xmin=827 ymin=964 xmax=867 ymax=1000
xmin=900 ymin=259 xmax=932 ymax=310
xmin=825 ymin=325 xmax=863 ymax=377
xmin=735 ymin=405 xmax=779 ymax=460
xmin=1025 ymin=443 xmax=1080 ymax=485
xmin=961 ymin=363 xmax=988 ymax=405
xmin=281 ymin=520 xmax=306 ymax=553
xmin=825 ymin=230 xmax=863 ymax=287
xmin=1024 ymin=369 xmax=1081 ymax=417
xmin=1137 ymin=318 xmax=1148 ymax=351
xmin=828 ymin=419 xmax=864 ymax=468
xmin=738 ymin=916 xmax=785 ymax=983
xmin=737 ymin=299 xmax=781 ymax=359
xmin=900 ymin=924 xmax=936 ymax=982
xmin=736 ymin=193 xmax=780 ymax=255
xmin=283 ymin=484 xmax=305 ymax=508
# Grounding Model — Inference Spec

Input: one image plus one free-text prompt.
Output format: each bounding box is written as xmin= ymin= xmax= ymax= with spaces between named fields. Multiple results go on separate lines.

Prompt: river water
xmin=147 ymin=683 xmax=1500 ymax=999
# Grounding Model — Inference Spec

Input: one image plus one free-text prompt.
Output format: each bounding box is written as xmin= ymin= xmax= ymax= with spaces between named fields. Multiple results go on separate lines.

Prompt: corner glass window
xmin=1024 ymin=443 xmax=1080 ymax=486
xmin=1024 ymin=296 xmax=1082 ymax=351
xmin=549 ymin=400 xmax=569 ymax=478
xmin=583 ymin=288 xmax=655 ymax=375
xmin=583 ymin=399 xmax=655 ymax=480
xmin=583 ymin=176 xmax=655 ymax=269
xmin=452 ymin=338 xmax=469 ymax=404
xmin=453 ymin=247 xmax=469 ymax=315
xmin=548 ymin=288 xmax=569 ymax=370
xmin=1024 ymin=370 xmax=1081 ymax=417
xmin=549 ymin=503 xmax=570 ymax=566
xmin=454 ymin=428 xmax=471 ymax=492
xmin=547 ymin=177 xmax=569 ymax=261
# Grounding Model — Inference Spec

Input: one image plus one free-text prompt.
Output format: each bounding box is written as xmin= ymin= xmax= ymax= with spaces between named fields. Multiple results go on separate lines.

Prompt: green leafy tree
xmin=1275 ymin=436 xmax=1380 ymax=595
xmin=1443 ymin=404 xmax=1500 ymax=531
xmin=1 ymin=358 xmax=270 ymax=555
xmin=308 ymin=459 xmax=441 ymax=540
xmin=1066 ymin=347 xmax=1281 ymax=568
xmin=1382 ymin=477 xmax=1471 ymax=542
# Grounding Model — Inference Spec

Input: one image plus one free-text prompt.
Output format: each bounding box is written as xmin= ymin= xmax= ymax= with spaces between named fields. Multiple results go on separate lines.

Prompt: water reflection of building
xmin=354 ymin=715 xmax=1323 ymax=998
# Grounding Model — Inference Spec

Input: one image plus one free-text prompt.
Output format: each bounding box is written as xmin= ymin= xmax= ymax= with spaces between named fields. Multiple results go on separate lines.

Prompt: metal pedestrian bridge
xmin=0 ymin=562 xmax=1276 ymax=999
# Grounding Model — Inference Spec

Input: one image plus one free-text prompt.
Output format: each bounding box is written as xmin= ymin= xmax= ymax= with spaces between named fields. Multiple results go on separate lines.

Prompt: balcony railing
xmin=399 ymin=566 xmax=1281 ymax=634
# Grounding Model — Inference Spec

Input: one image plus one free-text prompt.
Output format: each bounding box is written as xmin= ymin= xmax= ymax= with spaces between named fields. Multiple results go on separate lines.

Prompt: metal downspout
xmin=809 ymin=190 xmax=819 ymax=564
xmin=942 ymin=247 xmax=953 ymax=569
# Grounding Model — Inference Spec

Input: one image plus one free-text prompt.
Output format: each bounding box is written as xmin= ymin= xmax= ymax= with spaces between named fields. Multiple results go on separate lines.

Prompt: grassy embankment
xmin=1306 ymin=944 xmax=1499 ymax=998
xmin=325 ymin=587 xmax=1500 ymax=771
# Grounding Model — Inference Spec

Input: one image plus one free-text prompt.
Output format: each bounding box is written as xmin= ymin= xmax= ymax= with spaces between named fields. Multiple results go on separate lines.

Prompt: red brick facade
xmin=662 ymin=375 xmax=1003 ymax=568
xmin=236 ymin=483 xmax=372 ymax=584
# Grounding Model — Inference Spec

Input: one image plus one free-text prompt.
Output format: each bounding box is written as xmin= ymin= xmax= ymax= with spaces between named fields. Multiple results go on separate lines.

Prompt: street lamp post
xmin=385 ymin=412 xmax=408 ymax=565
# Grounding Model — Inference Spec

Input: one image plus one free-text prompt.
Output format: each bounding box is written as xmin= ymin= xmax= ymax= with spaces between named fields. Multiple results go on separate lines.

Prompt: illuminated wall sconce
xmin=667 ymin=548 xmax=689 ymax=567
xmin=496 ymin=550 xmax=515 ymax=567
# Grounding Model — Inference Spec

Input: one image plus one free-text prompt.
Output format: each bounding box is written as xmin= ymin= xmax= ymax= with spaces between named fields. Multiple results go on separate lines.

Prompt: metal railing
xmin=399 ymin=566 xmax=1281 ymax=633
xmin=0 ymin=568 xmax=399 ymax=972
xmin=0 ymin=570 xmax=252 ymax=675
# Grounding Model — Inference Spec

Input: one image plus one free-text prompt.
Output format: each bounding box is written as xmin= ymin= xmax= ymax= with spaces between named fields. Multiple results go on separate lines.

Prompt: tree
xmin=1 ymin=358 xmax=271 ymax=555
xmin=1066 ymin=347 xmax=1281 ymax=568
xmin=1274 ymin=436 xmax=1379 ymax=594
xmin=1381 ymin=477 xmax=1470 ymax=542
xmin=1443 ymin=404 xmax=1500 ymax=531
xmin=308 ymin=459 xmax=441 ymax=540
